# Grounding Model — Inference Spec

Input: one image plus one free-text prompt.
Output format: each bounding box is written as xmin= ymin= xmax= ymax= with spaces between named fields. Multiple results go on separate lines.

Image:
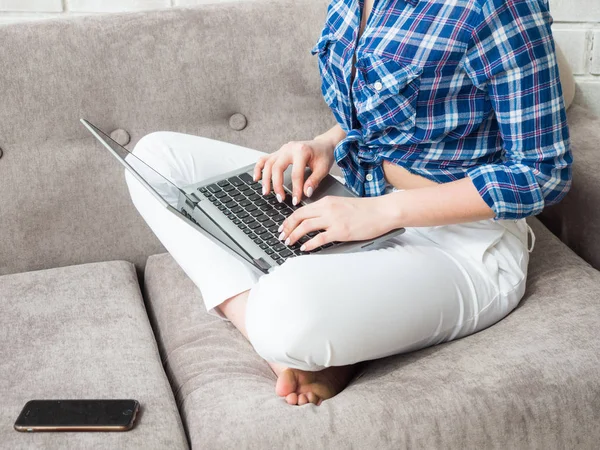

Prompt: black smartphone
xmin=14 ymin=399 xmax=140 ymax=432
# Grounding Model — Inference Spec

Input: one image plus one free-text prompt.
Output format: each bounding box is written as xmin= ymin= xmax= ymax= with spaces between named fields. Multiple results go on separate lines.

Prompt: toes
xmin=285 ymin=392 xmax=298 ymax=405
xmin=276 ymin=369 xmax=297 ymax=397
xmin=297 ymin=394 xmax=308 ymax=405
xmin=306 ymin=392 xmax=320 ymax=405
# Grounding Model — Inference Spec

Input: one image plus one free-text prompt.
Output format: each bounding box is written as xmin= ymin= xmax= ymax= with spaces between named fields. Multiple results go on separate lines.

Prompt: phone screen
xmin=15 ymin=400 xmax=139 ymax=430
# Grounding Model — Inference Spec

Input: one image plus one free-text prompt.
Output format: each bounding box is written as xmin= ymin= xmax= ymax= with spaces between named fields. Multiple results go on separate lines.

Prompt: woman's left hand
xmin=278 ymin=195 xmax=397 ymax=251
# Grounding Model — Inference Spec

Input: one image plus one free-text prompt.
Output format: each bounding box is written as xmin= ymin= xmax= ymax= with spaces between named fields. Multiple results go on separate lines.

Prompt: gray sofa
xmin=1 ymin=0 xmax=599 ymax=448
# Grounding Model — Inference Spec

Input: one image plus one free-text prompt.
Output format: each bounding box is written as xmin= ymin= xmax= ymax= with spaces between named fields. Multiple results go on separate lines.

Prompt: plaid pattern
xmin=310 ymin=0 xmax=572 ymax=220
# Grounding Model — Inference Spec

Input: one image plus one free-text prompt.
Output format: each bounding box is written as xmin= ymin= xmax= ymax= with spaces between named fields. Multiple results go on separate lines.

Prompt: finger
xmin=261 ymin=156 xmax=275 ymax=195
xmin=304 ymin=160 xmax=330 ymax=198
xmin=253 ymin=154 xmax=269 ymax=182
xmin=271 ymin=159 xmax=291 ymax=201
xmin=282 ymin=218 xmax=326 ymax=247
xmin=301 ymin=230 xmax=333 ymax=252
xmin=297 ymin=394 xmax=308 ymax=406
xmin=291 ymin=150 xmax=310 ymax=205
xmin=278 ymin=203 xmax=319 ymax=238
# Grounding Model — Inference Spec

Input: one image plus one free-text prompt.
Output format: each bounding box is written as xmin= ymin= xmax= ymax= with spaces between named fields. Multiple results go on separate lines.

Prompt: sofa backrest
xmin=0 ymin=0 xmax=330 ymax=276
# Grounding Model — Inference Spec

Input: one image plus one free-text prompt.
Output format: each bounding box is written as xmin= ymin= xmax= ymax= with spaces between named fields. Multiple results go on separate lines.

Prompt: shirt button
xmin=373 ymin=81 xmax=383 ymax=91
xmin=366 ymin=173 xmax=373 ymax=181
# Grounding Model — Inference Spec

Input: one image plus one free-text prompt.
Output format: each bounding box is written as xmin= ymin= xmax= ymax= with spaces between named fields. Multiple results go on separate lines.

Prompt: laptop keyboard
xmin=196 ymin=172 xmax=336 ymax=265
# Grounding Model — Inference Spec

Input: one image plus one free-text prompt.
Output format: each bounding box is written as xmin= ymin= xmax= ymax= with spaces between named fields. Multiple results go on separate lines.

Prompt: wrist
xmin=375 ymin=192 xmax=405 ymax=231
xmin=313 ymin=134 xmax=337 ymax=153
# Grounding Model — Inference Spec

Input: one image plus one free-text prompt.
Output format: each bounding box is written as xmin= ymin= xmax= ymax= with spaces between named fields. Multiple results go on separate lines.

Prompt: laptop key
xmin=223 ymin=184 xmax=235 ymax=192
xmin=259 ymin=243 xmax=269 ymax=250
xmin=259 ymin=204 xmax=271 ymax=212
xmin=237 ymin=212 xmax=249 ymax=219
xmin=246 ymin=204 xmax=258 ymax=212
xmin=273 ymin=214 xmax=285 ymax=222
xmin=233 ymin=219 xmax=241 ymax=225
xmin=265 ymin=248 xmax=274 ymax=255
xmin=199 ymin=187 xmax=208 ymax=193
xmin=254 ymin=238 xmax=262 ymax=245
xmin=207 ymin=184 xmax=222 ymax=193
xmin=262 ymin=219 xmax=275 ymax=228
xmin=275 ymin=259 xmax=285 ymax=265
xmin=239 ymin=199 xmax=251 ymax=207
xmin=248 ymin=193 xmax=261 ymax=202
xmin=255 ymin=214 xmax=269 ymax=222
xmin=250 ymin=209 xmax=262 ymax=217
xmin=228 ymin=176 xmax=244 ymax=187
xmin=242 ymin=216 xmax=254 ymax=224
xmin=238 ymin=184 xmax=250 ymax=192
xmin=231 ymin=206 xmax=243 ymax=214
xmin=255 ymin=199 xmax=267 ymax=207
xmin=248 ymin=222 xmax=261 ymax=230
xmin=215 ymin=191 xmax=227 ymax=199
xmin=274 ymin=243 xmax=286 ymax=252
xmin=266 ymin=237 xmax=279 ymax=246
xmin=239 ymin=172 xmax=255 ymax=184
xmin=239 ymin=224 xmax=247 ymax=230
xmin=266 ymin=209 xmax=278 ymax=216
xmin=255 ymin=228 xmax=267 ymax=235
xmin=243 ymin=229 xmax=252 ymax=235
xmin=248 ymin=233 xmax=258 ymax=240
xmin=279 ymin=249 xmax=293 ymax=258
xmin=218 ymin=205 xmax=227 ymax=211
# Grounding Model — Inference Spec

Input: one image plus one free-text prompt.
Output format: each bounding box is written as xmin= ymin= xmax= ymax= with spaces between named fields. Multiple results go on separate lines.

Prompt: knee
xmin=132 ymin=131 xmax=174 ymax=160
xmin=245 ymin=258 xmax=331 ymax=371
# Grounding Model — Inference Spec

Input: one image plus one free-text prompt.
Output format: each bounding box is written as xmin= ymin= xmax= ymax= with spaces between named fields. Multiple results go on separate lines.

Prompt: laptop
xmin=81 ymin=119 xmax=406 ymax=276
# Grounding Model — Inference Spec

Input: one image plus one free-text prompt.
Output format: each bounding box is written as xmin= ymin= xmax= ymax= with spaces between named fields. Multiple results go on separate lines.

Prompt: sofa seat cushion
xmin=143 ymin=217 xmax=600 ymax=449
xmin=0 ymin=261 xmax=188 ymax=449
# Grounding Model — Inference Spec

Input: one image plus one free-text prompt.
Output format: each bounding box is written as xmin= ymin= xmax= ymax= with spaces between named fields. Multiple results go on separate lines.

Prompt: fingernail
xmin=262 ymin=186 xmax=267 ymax=195
xmin=300 ymin=244 xmax=306 ymax=251
xmin=307 ymin=186 xmax=313 ymax=197
xmin=285 ymin=237 xmax=290 ymax=246
xmin=278 ymin=231 xmax=286 ymax=241
xmin=276 ymin=193 xmax=282 ymax=203
xmin=292 ymin=196 xmax=298 ymax=206
xmin=278 ymin=224 xmax=283 ymax=233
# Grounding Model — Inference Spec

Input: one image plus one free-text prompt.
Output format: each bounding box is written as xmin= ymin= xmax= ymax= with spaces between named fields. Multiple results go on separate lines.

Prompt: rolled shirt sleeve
xmin=462 ymin=0 xmax=572 ymax=220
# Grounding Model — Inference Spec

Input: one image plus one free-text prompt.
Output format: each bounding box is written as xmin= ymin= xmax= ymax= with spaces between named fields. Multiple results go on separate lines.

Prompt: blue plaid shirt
xmin=310 ymin=0 xmax=572 ymax=220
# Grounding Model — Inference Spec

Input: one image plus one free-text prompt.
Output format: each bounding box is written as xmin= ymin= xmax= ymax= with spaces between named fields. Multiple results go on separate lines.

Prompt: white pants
xmin=125 ymin=131 xmax=534 ymax=371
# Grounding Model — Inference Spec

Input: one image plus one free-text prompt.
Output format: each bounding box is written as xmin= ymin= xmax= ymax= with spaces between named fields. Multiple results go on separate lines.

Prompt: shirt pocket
xmin=353 ymin=54 xmax=423 ymax=138
xmin=310 ymin=33 xmax=340 ymax=112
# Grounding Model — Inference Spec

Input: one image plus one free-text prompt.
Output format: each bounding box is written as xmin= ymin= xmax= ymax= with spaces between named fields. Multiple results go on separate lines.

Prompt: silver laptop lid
xmin=80 ymin=119 xmax=269 ymax=273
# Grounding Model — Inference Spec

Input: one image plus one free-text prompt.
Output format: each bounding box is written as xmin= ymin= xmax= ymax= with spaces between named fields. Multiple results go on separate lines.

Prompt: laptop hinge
xmin=254 ymin=258 xmax=271 ymax=271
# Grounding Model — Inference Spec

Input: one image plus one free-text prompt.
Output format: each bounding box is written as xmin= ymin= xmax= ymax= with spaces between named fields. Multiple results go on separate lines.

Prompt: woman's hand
xmin=253 ymin=138 xmax=335 ymax=205
xmin=277 ymin=195 xmax=397 ymax=252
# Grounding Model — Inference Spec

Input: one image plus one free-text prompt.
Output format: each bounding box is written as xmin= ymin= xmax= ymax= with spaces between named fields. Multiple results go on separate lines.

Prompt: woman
xmin=126 ymin=0 xmax=572 ymax=406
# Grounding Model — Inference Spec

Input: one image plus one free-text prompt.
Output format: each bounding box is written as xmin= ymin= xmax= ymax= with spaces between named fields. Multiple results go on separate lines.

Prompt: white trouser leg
xmin=245 ymin=217 xmax=530 ymax=371
xmin=125 ymin=131 xmax=531 ymax=372
xmin=124 ymin=131 xmax=268 ymax=319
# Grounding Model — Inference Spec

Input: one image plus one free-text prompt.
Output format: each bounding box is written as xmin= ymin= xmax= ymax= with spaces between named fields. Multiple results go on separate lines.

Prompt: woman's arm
xmin=379 ymin=177 xmax=495 ymax=228
xmin=313 ymin=123 xmax=346 ymax=150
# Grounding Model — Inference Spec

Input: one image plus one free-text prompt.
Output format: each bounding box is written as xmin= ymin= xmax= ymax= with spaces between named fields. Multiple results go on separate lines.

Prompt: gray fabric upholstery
xmin=143 ymin=217 xmax=600 ymax=449
xmin=0 ymin=0 xmax=330 ymax=276
xmin=538 ymin=103 xmax=600 ymax=270
xmin=0 ymin=261 xmax=188 ymax=449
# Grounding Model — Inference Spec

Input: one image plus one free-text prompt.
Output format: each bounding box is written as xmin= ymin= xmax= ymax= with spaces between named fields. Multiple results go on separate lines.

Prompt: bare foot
xmin=274 ymin=364 xmax=362 ymax=406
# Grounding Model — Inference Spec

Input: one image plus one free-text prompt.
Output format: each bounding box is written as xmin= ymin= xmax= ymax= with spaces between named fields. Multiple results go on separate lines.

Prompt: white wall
xmin=1 ymin=0 xmax=599 ymax=114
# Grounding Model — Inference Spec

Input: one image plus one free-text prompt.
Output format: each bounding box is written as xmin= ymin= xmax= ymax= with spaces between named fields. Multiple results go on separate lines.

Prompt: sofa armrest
xmin=537 ymin=103 xmax=600 ymax=270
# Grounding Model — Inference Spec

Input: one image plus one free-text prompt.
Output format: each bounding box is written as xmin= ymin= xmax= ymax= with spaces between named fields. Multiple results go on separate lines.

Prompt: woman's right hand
xmin=253 ymin=138 xmax=335 ymax=205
